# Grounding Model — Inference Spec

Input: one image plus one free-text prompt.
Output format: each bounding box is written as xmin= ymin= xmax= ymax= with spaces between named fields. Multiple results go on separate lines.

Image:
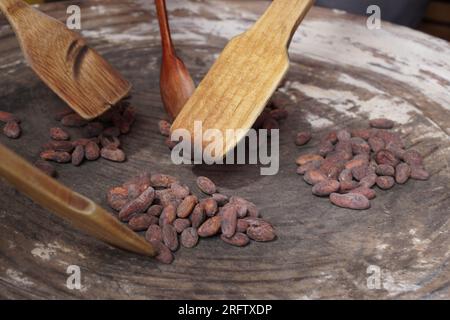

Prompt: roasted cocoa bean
xmin=337 ymin=129 xmax=351 ymax=141
xmin=312 ymin=180 xmax=340 ymax=196
xmin=198 ymin=216 xmax=222 ymax=237
xmin=146 ymin=225 xmax=162 ymax=243
xmin=351 ymin=129 xmax=372 ymax=140
xmin=34 ymin=160 xmax=56 ymax=177
xmin=196 ymin=176 xmax=217 ymax=195
xmin=295 ymin=131 xmax=312 ymax=146
xmin=348 ymin=187 xmax=376 ymax=200
xmin=376 ymin=176 xmax=395 ymax=190
xmin=61 ymin=113 xmax=88 ymax=127
xmin=270 ymin=108 xmax=288 ymax=121
xmin=221 ymin=204 xmax=238 ymax=238
xmin=410 ymin=166 xmax=430 ymax=180
xmin=159 ymin=204 xmax=177 ymax=226
xmin=368 ymin=136 xmax=385 ymax=153
xmin=359 ymin=174 xmax=378 ymax=189
xmin=124 ymin=172 xmax=151 ymax=200
xmin=297 ymin=160 xmax=322 ymax=175
xmin=129 ymin=214 xmax=157 ymax=231
xmin=375 ymin=131 xmax=404 ymax=148
xmin=236 ymin=219 xmax=249 ymax=233
xmin=101 ymin=146 xmax=126 ymax=162
xmin=304 ymin=169 xmax=328 ymax=185
xmin=155 ymin=189 xmax=178 ymax=207
xmin=162 ymin=224 xmax=179 ymax=251
xmin=107 ymin=186 xmax=129 ymax=211
xmin=190 ymin=204 xmax=206 ymax=228
xmin=395 ymin=163 xmax=411 ymax=184
xmin=375 ymin=150 xmax=400 ymax=167
xmin=72 ymin=137 xmax=99 ymax=147
xmin=351 ymin=137 xmax=371 ymax=154
xmin=173 ymin=218 xmax=191 ymax=233
xmin=329 ymin=193 xmax=370 ymax=210
xmin=202 ymin=198 xmax=218 ymax=217
xmin=102 ymin=127 xmax=121 ymax=137
xmin=150 ymin=240 xmax=174 ymax=264
xmin=85 ymin=141 xmax=100 ymax=161
xmin=403 ymin=150 xmax=423 ymax=167
xmin=40 ymin=150 xmax=71 ymax=163
xmin=147 ymin=205 xmax=163 ymax=217
xmin=158 ymin=120 xmax=171 ymax=137
xmin=170 ymin=183 xmax=190 ymax=200
xmin=262 ymin=117 xmax=279 ymax=136
xmin=100 ymin=135 xmax=120 ymax=149
xmin=53 ymin=108 xmax=74 ymax=121
xmin=151 ymin=174 xmax=178 ymax=188
xmin=296 ymin=154 xmax=324 ymax=166
xmin=43 ymin=140 xmax=75 ymax=153
xmin=247 ymin=221 xmax=276 ymax=242
xmin=322 ymin=131 xmax=338 ymax=144
xmin=180 ymin=227 xmax=199 ymax=248
xmin=177 ymin=195 xmax=198 ymax=218
xmin=119 ymin=187 xmax=155 ymax=221
xmin=345 ymin=158 xmax=368 ymax=170
xmin=370 ymin=118 xmax=395 ymax=129
xmin=50 ymin=127 xmax=69 ymax=141
xmin=318 ymin=140 xmax=334 ymax=157
xmin=0 ymin=111 xmax=19 ymax=123
xmin=83 ymin=122 xmax=104 ymax=138
xmin=352 ymin=164 xmax=369 ymax=181
xmin=376 ymin=164 xmax=395 ymax=176
xmin=71 ymin=145 xmax=85 ymax=166
xmin=320 ymin=160 xmax=344 ymax=180
xmin=221 ymin=233 xmax=250 ymax=247
xmin=334 ymin=141 xmax=353 ymax=157
xmin=212 ymin=193 xmax=229 ymax=206
xmin=3 ymin=121 xmax=21 ymax=139
xmin=230 ymin=197 xmax=259 ymax=217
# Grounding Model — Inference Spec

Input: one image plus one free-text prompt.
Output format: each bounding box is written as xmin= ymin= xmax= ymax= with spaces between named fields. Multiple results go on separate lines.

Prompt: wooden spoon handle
xmin=0 ymin=143 xmax=155 ymax=257
xmin=0 ymin=0 xmax=24 ymax=13
xmin=250 ymin=0 xmax=314 ymax=47
xmin=155 ymin=0 xmax=175 ymax=57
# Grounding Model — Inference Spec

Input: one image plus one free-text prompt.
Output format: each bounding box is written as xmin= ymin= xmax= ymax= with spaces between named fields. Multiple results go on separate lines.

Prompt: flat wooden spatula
xmin=0 ymin=0 xmax=131 ymax=120
xmin=171 ymin=0 xmax=314 ymax=157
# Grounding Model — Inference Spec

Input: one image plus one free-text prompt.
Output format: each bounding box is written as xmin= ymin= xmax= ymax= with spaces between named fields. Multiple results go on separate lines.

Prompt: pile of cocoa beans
xmin=34 ymin=100 xmax=134 ymax=177
xmin=0 ymin=111 xmax=21 ymax=139
xmin=107 ymin=173 xmax=276 ymax=264
xmin=295 ymin=118 xmax=430 ymax=210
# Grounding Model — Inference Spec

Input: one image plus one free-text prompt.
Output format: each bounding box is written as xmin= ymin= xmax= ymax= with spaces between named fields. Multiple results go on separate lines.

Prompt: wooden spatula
xmin=0 ymin=143 xmax=155 ymax=257
xmin=0 ymin=0 xmax=131 ymax=120
xmin=171 ymin=0 xmax=314 ymax=157
xmin=155 ymin=0 xmax=195 ymax=120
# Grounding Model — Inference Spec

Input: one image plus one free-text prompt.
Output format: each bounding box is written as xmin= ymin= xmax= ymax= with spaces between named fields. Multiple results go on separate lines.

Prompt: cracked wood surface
xmin=0 ymin=0 xmax=449 ymax=299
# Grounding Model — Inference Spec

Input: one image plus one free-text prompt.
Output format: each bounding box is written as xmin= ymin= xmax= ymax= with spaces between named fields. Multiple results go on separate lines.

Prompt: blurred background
xmin=25 ymin=0 xmax=450 ymax=41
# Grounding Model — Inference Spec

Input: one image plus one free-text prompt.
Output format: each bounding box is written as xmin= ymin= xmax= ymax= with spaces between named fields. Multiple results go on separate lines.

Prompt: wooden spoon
xmin=155 ymin=0 xmax=195 ymax=120
xmin=0 ymin=0 xmax=131 ymax=120
xmin=171 ymin=0 xmax=314 ymax=157
xmin=0 ymin=143 xmax=155 ymax=257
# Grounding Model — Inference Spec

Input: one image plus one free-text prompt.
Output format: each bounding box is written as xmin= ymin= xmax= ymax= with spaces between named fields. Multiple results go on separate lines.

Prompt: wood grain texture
xmin=0 ymin=0 xmax=449 ymax=299
xmin=0 ymin=0 xmax=131 ymax=119
xmin=171 ymin=0 xmax=314 ymax=158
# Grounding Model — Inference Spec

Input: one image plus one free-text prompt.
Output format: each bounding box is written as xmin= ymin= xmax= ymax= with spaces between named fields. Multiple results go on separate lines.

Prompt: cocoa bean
xmin=262 ymin=117 xmax=279 ymax=135
xmin=162 ymin=224 xmax=179 ymax=252
xmin=351 ymin=129 xmax=372 ymax=140
xmin=270 ymin=108 xmax=288 ymax=121
xmin=129 ymin=214 xmax=157 ymax=231
xmin=34 ymin=160 xmax=56 ymax=177
xmin=177 ymin=195 xmax=198 ymax=218
xmin=190 ymin=204 xmax=206 ymax=228
xmin=170 ymin=183 xmax=190 ymax=200
xmin=312 ymin=180 xmax=340 ymax=196
xmin=345 ymin=158 xmax=368 ymax=170
xmin=202 ymin=198 xmax=218 ymax=217
xmin=158 ymin=120 xmax=171 ymax=137
xmin=107 ymin=186 xmax=129 ymax=211
xmin=85 ymin=141 xmax=100 ymax=161
xmin=351 ymin=137 xmax=371 ymax=154
xmin=320 ymin=160 xmax=344 ymax=180
xmin=247 ymin=222 xmax=276 ymax=242
xmin=337 ymin=129 xmax=351 ymax=141
xmin=352 ymin=164 xmax=369 ymax=181
xmin=370 ymin=118 xmax=395 ymax=129
xmin=83 ymin=122 xmax=104 ymax=138
xmin=304 ymin=169 xmax=328 ymax=185
xmin=159 ymin=204 xmax=177 ymax=226
xmin=147 ymin=205 xmax=163 ymax=217
xmin=376 ymin=176 xmax=395 ymax=190
xmin=100 ymin=146 xmax=126 ymax=162
xmin=295 ymin=131 xmax=312 ymax=146
xmin=230 ymin=197 xmax=259 ymax=217
xmin=198 ymin=216 xmax=222 ymax=237
xmin=150 ymin=240 xmax=174 ymax=264
xmin=43 ymin=140 xmax=75 ymax=153
xmin=0 ymin=111 xmax=20 ymax=123
xmin=40 ymin=150 xmax=71 ymax=163
xmin=359 ymin=174 xmax=378 ymax=189
xmin=322 ymin=131 xmax=338 ymax=144
xmin=296 ymin=154 xmax=324 ymax=166
xmin=329 ymin=193 xmax=370 ymax=210
xmin=50 ymin=127 xmax=70 ymax=141
xmin=410 ymin=166 xmax=430 ymax=181
xmin=2 ymin=121 xmax=20 ymax=139
xmin=123 ymin=172 xmax=151 ymax=200
xmin=146 ymin=225 xmax=162 ymax=243
xmin=403 ymin=150 xmax=423 ymax=167
xmin=155 ymin=189 xmax=178 ymax=207
xmin=100 ymin=135 xmax=120 ymax=149
xmin=180 ymin=227 xmax=199 ymax=248
xmin=53 ymin=107 xmax=73 ymax=121
xmin=72 ymin=138 xmax=99 ymax=147
xmin=212 ymin=193 xmax=229 ymax=206
xmin=318 ymin=140 xmax=335 ymax=157
xmin=61 ymin=113 xmax=88 ymax=127
xmin=196 ymin=176 xmax=217 ymax=195
xmin=71 ymin=145 xmax=85 ymax=166
xmin=221 ymin=233 xmax=250 ymax=247
xmin=221 ymin=204 xmax=238 ymax=238
xmin=173 ymin=218 xmax=191 ymax=234
xmin=385 ymin=141 xmax=406 ymax=159
xmin=375 ymin=150 xmax=400 ymax=167
xmin=376 ymin=164 xmax=395 ymax=176
xmin=297 ymin=160 xmax=322 ymax=175
xmin=334 ymin=141 xmax=353 ymax=157
xmin=151 ymin=174 xmax=178 ymax=188
xmin=348 ymin=187 xmax=376 ymax=200
xmin=375 ymin=131 xmax=404 ymax=148
xmin=368 ymin=136 xmax=385 ymax=153
xmin=236 ymin=219 xmax=249 ymax=233
xmin=119 ymin=187 xmax=155 ymax=221
xmin=102 ymin=127 xmax=121 ymax=137
xmin=395 ymin=163 xmax=411 ymax=184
